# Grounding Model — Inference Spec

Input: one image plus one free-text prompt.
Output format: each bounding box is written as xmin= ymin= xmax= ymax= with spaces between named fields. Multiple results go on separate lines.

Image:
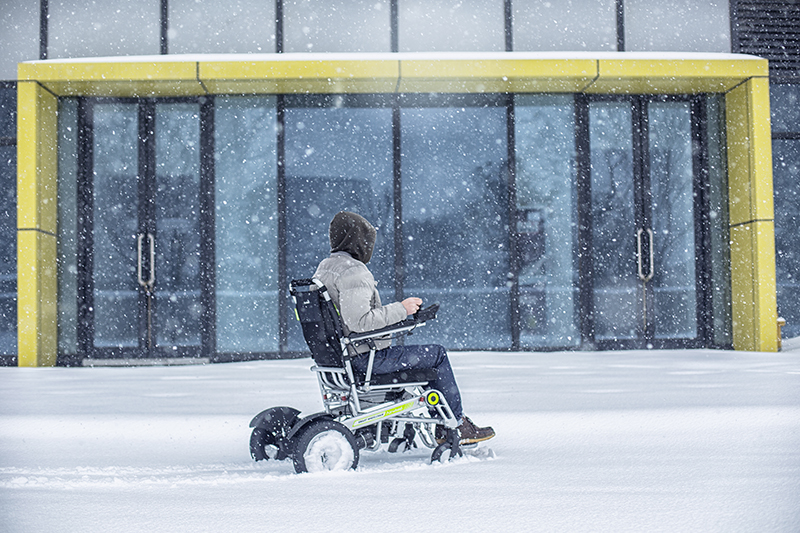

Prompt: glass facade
xmin=0 ymin=83 xmax=15 ymax=356
xmin=773 ymin=84 xmax=800 ymax=339
xmin=215 ymin=97 xmax=279 ymax=353
xmin=284 ymin=97 xmax=394 ymax=350
xmin=514 ymin=95 xmax=580 ymax=347
xmin=400 ymin=97 xmax=510 ymax=348
xmin=4 ymin=1 xmax=794 ymax=362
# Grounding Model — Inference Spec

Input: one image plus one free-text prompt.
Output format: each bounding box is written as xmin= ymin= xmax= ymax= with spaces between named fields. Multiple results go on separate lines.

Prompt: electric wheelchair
xmin=249 ymin=278 xmax=463 ymax=473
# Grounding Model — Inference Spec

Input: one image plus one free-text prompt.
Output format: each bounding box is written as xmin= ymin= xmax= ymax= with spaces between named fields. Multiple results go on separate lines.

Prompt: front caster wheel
xmin=292 ymin=419 xmax=359 ymax=474
xmin=431 ymin=428 xmax=462 ymax=463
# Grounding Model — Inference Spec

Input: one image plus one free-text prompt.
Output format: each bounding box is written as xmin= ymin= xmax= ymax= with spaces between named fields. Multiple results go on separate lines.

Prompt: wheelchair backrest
xmin=289 ymin=279 xmax=344 ymax=368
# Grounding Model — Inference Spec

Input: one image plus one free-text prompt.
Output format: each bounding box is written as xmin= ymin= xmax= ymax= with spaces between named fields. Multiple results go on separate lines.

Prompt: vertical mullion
xmin=139 ymin=101 xmax=156 ymax=354
xmin=276 ymin=0 xmax=284 ymax=53
xmin=504 ymin=0 xmax=513 ymax=52
xmin=392 ymin=96 xmax=404 ymax=304
xmin=39 ymin=0 xmax=48 ymax=60
xmin=76 ymin=99 xmax=94 ymax=357
xmin=691 ymin=96 xmax=711 ymax=345
xmin=390 ymin=0 xmax=398 ymax=53
xmin=574 ymin=94 xmax=594 ymax=348
xmin=199 ymin=98 xmax=216 ymax=359
xmin=632 ymin=96 xmax=651 ymax=341
xmin=160 ymin=0 xmax=169 ymax=55
xmin=616 ymin=0 xmax=625 ymax=51
xmin=506 ymin=95 xmax=520 ymax=350
xmin=277 ymin=95 xmax=288 ymax=352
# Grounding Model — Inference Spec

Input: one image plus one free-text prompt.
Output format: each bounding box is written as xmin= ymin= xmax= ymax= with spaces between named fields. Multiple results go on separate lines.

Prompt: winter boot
xmin=436 ymin=416 xmax=495 ymax=445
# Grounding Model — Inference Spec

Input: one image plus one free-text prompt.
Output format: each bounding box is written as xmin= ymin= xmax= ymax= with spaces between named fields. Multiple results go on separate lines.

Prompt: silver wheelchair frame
xmin=249 ymin=278 xmax=463 ymax=473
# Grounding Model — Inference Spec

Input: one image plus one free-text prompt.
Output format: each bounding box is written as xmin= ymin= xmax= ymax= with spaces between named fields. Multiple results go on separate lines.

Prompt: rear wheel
xmin=292 ymin=419 xmax=359 ymax=474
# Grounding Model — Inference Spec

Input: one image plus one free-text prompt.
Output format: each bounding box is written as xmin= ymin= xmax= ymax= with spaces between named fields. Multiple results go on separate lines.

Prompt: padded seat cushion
xmin=359 ymin=367 xmax=437 ymax=386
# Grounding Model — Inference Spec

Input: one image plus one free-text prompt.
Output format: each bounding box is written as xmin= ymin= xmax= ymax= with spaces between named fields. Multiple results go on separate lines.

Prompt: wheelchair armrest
xmin=347 ymin=304 xmax=439 ymax=345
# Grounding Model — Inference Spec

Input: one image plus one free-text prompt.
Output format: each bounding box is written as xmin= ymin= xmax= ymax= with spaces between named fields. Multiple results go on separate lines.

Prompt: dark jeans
xmin=352 ymin=344 xmax=463 ymax=419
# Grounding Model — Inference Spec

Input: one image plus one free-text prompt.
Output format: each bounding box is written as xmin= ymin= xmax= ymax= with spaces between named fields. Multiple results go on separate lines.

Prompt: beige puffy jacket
xmin=313 ymin=251 xmax=407 ymax=352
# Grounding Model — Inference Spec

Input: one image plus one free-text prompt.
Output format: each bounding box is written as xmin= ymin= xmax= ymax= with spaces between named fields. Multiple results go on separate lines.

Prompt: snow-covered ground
xmin=1 ymin=347 xmax=799 ymax=532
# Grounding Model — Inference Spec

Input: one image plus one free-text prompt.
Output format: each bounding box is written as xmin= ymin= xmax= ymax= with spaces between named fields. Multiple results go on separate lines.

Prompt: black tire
xmin=250 ymin=427 xmax=280 ymax=461
xmin=292 ymin=419 xmax=359 ymax=474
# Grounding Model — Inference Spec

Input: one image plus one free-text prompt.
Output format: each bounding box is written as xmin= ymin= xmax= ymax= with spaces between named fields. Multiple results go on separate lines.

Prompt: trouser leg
xmin=353 ymin=344 xmax=463 ymax=420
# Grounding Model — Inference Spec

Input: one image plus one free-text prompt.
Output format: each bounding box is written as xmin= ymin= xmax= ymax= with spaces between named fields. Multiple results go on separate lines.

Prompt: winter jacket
xmin=313 ymin=251 xmax=407 ymax=352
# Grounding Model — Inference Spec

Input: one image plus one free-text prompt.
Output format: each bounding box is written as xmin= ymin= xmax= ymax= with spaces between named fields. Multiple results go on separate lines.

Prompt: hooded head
xmin=329 ymin=211 xmax=377 ymax=264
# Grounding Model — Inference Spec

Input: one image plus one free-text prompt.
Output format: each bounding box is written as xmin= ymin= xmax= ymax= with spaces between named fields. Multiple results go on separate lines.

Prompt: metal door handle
xmin=637 ymin=228 xmax=654 ymax=282
xmin=137 ymin=233 xmax=155 ymax=288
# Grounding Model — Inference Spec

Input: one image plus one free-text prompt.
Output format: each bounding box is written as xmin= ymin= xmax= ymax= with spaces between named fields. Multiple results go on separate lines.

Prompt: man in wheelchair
xmin=313 ymin=211 xmax=495 ymax=446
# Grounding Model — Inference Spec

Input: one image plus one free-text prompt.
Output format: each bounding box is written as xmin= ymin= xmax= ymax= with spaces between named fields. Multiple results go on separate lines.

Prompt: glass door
xmin=84 ymin=100 xmax=203 ymax=358
xmin=587 ymin=97 xmax=701 ymax=348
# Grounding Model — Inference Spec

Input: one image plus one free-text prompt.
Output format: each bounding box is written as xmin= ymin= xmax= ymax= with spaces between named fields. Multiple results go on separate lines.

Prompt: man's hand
xmin=402 ymin=297 xmax=423 ymax=316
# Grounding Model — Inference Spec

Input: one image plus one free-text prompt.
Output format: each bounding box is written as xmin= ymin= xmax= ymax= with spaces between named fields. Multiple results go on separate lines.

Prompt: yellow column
xmin=726 ymin=77 xmax=778 ymax=352
xmin=16 ymin=81 xmax=59 ymax=366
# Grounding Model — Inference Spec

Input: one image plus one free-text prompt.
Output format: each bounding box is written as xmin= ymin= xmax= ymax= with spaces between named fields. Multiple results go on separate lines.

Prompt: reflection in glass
xmin=58 ymin=99 xmax=78 ymax=355
xmin=774 ymin=139 xmax=800 ymax=339
xmin=285 ymin=103 xmax=393 ymax=350
xmin=0 ymin=144 xmax=15 ymax=354
xmin=514 ymin=95 xmax=580 ymax=347
xmin=589 ymin=101 xmax=638 ymax=341
xmin=215 ymin=97 xmax=279 ymax=353
xmin=92 ymin=103 xmax=139 ymax=348
xmin=154 ymin=103 xmax=202 ymax=348
xmin=401 ymin=105 xmax=510 ymax=348
xmin=648 ymin=102 xmax=697 ymax=339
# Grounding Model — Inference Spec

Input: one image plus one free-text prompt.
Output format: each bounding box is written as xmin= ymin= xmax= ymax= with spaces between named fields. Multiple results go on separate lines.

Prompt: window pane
xmin=0 ymin=145 xmax=15 ymax=355
xmin=648 ymin=101 xmax=697 ymax=339
xmin=771 ymin=84 xmax=800 ymax=134
xmin=284 ymin=0 xmax=390 ymax=52
xmin=706 ymin=96 xmax=731 ymax=346
xmin=49 ymin=0 xmax=160 ymax=58
xmin=0 ymin=86 xmax=16 ymax=138
xmin=58 ymin=99 xmax=78 ymax=356
xmin=154 ymin=103 xmax=202 ymax=349
xmin=92 ymin=103 xmax=140 ymax=348
xmin=399 ymin=0 xmax=504 ymax=52
xmin=401 ymin=103 xmax=510 ymax=349
xmin=170 ymin=0 xmax=276 ymax=54
xmin=215 ymin=97 xmax=279 ymax=353
xmin=514 ymin=0 xmax=616 ymax=51
xmin=0 ymin=3 xmax=38 ymax=80
xmin=285 ymin=100 xmax=394 ymax=351
xmin=774 ymin=139 xmax=800 ymax=339
xmin=625 ymin=0 xmax=730 ymax=52
xmin=589 ymin=101 xmax=638 ymax=341
xmin=514 ymin=95 xmax=580 ymax=348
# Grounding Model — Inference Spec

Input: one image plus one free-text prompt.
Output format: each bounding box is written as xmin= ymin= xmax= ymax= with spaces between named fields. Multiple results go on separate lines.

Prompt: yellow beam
xmin=18 ymin=60 xmax=205 ymax=97
xmin=200 ymin=57 xmax=399 ymax=94
xmin=17 ymin=81 xmax=59 ymax=366
xmin=397 ymin=58 xmax=597 ymax=93
xmin=726 ymin=77 xmax=777 ymax=352
xmin=588 ymin=57 xmax=768 ymax=94
xmin=17 ymin=53 xmax=767 ymax=97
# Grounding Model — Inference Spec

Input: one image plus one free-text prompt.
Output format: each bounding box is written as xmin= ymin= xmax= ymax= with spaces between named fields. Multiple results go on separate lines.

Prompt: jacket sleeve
xmin=337 ymin=267 xmax=407 ymax=333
